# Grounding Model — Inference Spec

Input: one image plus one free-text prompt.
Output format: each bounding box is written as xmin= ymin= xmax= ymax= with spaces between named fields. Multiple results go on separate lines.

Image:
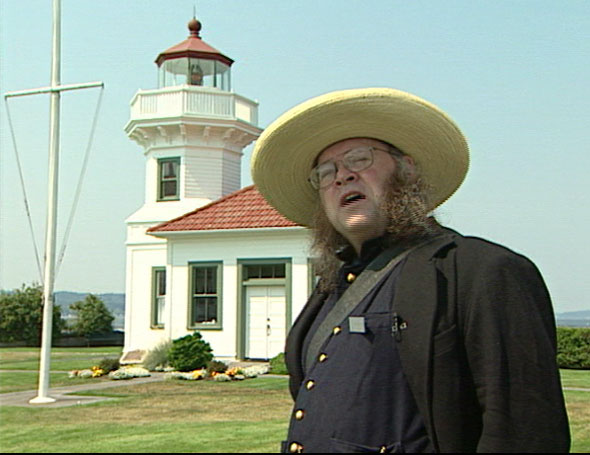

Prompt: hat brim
xmin=251 ymin=87 xmax=469 ymax=227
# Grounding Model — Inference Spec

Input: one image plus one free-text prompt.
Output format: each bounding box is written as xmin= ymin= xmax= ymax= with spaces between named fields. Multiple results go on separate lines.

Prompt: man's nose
xmin=334 ymin=164 xmax=358 ymax=186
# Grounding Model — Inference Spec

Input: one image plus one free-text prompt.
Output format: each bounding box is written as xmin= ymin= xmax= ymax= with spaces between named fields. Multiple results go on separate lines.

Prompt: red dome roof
xmin=155 ymin=18 xmax=234 ymax=67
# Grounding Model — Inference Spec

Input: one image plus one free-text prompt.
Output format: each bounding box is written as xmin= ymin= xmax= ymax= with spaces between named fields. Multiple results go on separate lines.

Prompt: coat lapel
xmin=393 ymin=231 xmax=458 ymax=450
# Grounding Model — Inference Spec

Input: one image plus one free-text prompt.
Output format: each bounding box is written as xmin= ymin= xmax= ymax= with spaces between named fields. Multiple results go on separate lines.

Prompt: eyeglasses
xmin=308 ymin=146 xmax=390 ymax=189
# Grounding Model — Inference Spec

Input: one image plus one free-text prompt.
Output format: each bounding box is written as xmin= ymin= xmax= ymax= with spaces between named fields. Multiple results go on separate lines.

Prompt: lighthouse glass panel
xmin=158 ymin=57 xmax=231 ymax=91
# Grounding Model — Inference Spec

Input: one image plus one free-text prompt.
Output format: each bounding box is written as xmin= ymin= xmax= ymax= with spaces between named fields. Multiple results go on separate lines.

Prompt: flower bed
xmin=69 ymin=365 xmax=151 ymax=380
xmin=68 ymin=358 xmax=270 ymax=383
xmin=164 ymin=364 xmax=269 ymax=382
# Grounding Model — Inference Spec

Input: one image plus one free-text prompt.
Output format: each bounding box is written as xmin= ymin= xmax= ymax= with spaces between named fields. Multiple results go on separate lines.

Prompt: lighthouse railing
xmin=129 ymin=86 xmax=258 ymax=126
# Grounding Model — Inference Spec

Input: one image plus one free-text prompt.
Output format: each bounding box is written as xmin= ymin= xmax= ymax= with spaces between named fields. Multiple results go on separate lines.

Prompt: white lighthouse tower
xmin=123 ymin=17 xmax=262 ymax=357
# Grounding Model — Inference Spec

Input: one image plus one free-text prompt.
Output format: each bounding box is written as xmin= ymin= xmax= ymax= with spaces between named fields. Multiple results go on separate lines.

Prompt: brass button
xmin=306 ymin=380 xmax=315 ymax=390
xmin=289 ymin=442 xmax=303 ymax=453
xmin=295 ymin=409 xmax=305 ymax=420
xmin=332 ymin=326 xmax=342 ymax=335
xmin=318 ymin=353 xmax=328 ymax=363
xmin=346 ymin=272 xmax=356 ymax=283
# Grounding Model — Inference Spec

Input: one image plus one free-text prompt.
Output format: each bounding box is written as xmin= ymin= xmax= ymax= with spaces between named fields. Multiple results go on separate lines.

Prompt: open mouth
xmin=340 ymin=192 xmax=366 ymax=207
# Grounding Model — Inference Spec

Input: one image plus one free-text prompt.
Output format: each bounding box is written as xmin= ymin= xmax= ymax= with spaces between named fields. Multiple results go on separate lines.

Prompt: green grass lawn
xmin=564 ymin=390 xmax=590 ymax=453
xmin=1 ymin=348 xmax=589 ymax=453
xmin=0 ymin=371 xmax=102 ymax=394
xmin=561 ymin=368 xmax=590 ymax=389
xmin=0 ymin=347 xmax=122 ymax=393
xmin=0 ymin=346 xmax=122 ymax=371
xmin=0 ymin=377 xmax=292 ymax=453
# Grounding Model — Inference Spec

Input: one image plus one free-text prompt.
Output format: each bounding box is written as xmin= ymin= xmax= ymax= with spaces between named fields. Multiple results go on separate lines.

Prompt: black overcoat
xmin=285 ymin=230 xmax=570 ymax=452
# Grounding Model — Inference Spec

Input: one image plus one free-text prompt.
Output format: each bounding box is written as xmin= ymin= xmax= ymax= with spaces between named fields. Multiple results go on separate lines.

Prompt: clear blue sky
xmin=1 ymin=0 xmax=588 ymax=313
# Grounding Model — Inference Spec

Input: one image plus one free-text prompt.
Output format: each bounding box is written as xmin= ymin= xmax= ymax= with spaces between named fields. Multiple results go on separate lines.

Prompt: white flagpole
xmin=29 ymin=0 xmax=62 ymax=404
xmin=3 ymin=0 xmax=103 ymax=405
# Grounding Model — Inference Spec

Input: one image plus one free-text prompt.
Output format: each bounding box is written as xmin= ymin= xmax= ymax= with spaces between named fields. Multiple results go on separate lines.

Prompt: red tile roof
xmin=148 ymin=185 xmax=300 ymax=233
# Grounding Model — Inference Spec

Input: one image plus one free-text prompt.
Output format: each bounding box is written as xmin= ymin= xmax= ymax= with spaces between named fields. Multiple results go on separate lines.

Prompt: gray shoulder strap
xmin=304 ymin=246 xmax=414 ymax=371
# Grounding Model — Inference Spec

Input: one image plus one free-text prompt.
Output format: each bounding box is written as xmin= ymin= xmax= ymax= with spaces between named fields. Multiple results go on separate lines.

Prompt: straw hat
xmin=251 ymin=87 xmax=469 ymax=227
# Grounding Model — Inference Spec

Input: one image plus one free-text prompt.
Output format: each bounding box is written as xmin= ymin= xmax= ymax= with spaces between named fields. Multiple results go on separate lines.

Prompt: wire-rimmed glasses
xmin=308 ymin=146 xmax=390 ymax=189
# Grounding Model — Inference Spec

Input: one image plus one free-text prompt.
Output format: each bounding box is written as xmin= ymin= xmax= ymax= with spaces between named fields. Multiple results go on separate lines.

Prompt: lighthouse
xmin=125 ymin=16 xmax=261 ymax=220
xmin=122 ymin=17 xmax=262 ymax=357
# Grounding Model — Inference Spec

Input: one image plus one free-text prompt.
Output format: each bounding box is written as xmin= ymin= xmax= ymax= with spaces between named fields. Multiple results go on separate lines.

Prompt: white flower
xmin=121 ymin=367 xmax=151 ymax=377
xmin=242 ymin=365 xmax=269 ymax=377
xmin=165 ymin=371 xmax=201 ymax=380
xmin=109 ymin=369 xmax=133 ymax=380
xmin=79 ymin=369 xmax=94 ymax=379
xmin=213 ymin=373 xmax=231 ymax=382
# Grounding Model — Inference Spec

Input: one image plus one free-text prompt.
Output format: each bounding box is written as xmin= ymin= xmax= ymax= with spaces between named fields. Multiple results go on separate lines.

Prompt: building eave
xmin=147 ymin=226 xmax=307 ymax=238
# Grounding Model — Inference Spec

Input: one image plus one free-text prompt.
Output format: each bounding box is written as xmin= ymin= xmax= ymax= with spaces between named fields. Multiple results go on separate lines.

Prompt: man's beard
xmin=310 ymin=175 xmax=440 ymax=292
xmin=380 ymin=175 xmax=439 ymax=240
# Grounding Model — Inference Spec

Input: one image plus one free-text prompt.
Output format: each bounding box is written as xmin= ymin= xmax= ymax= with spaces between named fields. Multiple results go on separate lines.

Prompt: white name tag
xmin=348 ymin=316 xmax=366 ymax=334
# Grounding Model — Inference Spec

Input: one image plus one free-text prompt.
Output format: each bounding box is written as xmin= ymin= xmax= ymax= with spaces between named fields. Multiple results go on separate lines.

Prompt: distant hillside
xmin=556 ymin=310 xmax=590 ymax=320
xmin=54 ymin=291 xmax=125 ymax=330
xmin=555 ymin=310 xmax=590 ymax=328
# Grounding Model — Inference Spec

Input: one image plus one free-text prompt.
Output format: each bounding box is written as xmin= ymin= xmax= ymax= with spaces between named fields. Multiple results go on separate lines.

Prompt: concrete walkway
xmin=0 ymin=372 xmax=167 ymax=408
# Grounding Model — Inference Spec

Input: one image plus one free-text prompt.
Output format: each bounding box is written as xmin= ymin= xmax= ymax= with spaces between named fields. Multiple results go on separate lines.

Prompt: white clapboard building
xmin=122 ymin=18 xmax=311 ymax=362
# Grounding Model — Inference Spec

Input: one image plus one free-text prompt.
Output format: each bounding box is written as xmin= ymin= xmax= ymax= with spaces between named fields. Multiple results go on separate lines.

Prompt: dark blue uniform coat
xmin=285 ymin=229 xmax=570 ymax=452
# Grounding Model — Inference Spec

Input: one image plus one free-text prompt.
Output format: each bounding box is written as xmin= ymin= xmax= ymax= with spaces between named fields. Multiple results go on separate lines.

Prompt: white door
xmin=245 ymin=285 xmax=286 ymax=359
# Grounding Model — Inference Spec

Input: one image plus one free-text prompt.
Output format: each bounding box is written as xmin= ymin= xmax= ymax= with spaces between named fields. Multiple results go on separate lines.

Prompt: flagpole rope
xmin=55 ymin=86 xmax=104 ymax=277
xmin=3 ymin=99 xmax=44 ymax=283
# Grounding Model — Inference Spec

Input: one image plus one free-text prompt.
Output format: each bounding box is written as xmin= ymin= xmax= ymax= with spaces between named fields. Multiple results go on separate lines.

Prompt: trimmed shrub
xmin=143 ymin=339 xmax=173 ymax=371
xmin=168 ymin=332 xmax=213 ymax=372
xmin=557 ymin=327 xmax=590 ymax=369
xmin=269 ymin=352 xmax=288 ymax=375
xmin=207 ymin=360 xmax=228 ymax=375
xmin=98 ymin=357 xmax=120 ymax=373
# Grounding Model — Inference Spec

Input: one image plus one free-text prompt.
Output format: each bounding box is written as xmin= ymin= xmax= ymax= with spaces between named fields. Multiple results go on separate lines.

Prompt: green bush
xmin=168 ymin=332 xmax=213 ymax=372
xmin=69 ymin=294 xmax=114 ymax=337
xmin=143 ymin=339 xmax=173 ymax=371
xmin=269 ymin=352 xmax=288 ymax=375
xmin=98 ymin=357 xmax=120 ymax=373
xmin=557 ymin=327 xmax=590 ymax=369
xmin=0 ymin=284 xmax=64 ymax=346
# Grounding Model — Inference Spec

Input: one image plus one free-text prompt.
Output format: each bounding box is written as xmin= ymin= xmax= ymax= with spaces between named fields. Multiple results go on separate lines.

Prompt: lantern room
xmin=155 ymin=17 xmax=233 ymax=90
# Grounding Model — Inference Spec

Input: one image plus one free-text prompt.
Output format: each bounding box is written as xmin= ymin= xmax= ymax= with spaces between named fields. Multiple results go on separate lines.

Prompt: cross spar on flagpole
xmin=3 ymin=0 xmax=103 ymax=404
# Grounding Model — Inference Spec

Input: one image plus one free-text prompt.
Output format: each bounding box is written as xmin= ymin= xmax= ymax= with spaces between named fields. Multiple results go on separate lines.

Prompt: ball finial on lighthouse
xmin=188 ymin=17 xmax=202 ymax=38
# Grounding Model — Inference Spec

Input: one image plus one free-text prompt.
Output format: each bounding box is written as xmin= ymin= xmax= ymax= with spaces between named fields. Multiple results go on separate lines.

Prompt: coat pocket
xmin=433 ymin=324 xmax=458 ymax=357
xmin=330 ymin=438 xmax=404 ymax=453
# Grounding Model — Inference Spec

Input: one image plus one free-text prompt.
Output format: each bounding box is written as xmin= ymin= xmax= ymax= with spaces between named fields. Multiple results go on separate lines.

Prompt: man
xmin=251 ymin=88 xmax=570 ymax=453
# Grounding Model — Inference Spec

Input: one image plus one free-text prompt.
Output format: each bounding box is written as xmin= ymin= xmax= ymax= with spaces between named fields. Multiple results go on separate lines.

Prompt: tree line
xmin=0 ymin=283 xmax=115 ymax=346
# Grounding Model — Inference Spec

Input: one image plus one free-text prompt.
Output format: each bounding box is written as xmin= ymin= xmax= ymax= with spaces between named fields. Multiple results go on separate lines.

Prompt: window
xmin=152 ymin=268 xmax=166 ymax=328
xmin=158 ymin=158 xmax=180 ymax=200
xmin=244 ymin=263 xmax=286 ymax=280
xmin=190 ymin=263 xmax=222 ymax=329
